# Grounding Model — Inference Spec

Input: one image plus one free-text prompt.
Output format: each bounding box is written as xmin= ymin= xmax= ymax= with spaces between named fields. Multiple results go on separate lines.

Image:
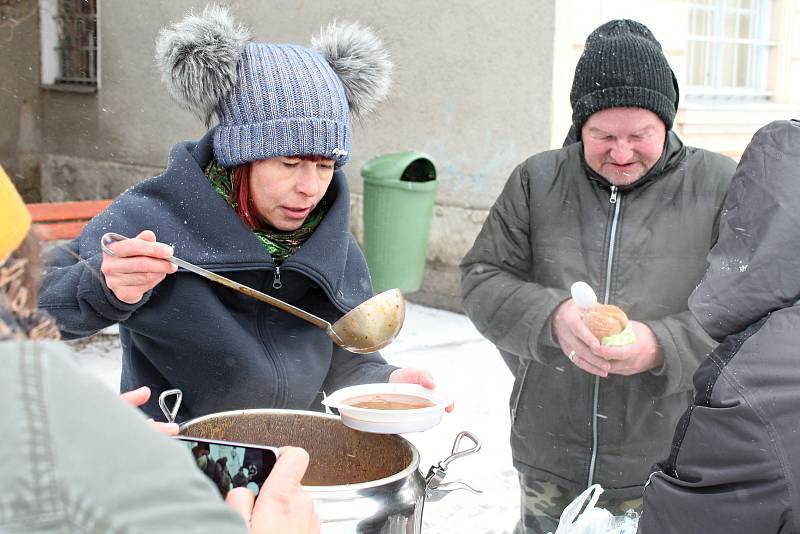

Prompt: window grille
xmin=54 ymin=0 xmax=97 ymax=87
xmin=686 ymin=0 xmax=774 ymax=99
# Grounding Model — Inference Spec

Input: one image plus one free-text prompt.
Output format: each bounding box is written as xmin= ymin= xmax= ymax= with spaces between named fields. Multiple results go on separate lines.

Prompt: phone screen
xmin=176 ymin=436 xmax=278 ymax=498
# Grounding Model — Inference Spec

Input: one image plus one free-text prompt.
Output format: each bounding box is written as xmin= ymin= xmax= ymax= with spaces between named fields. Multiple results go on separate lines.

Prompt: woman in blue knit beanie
xmin=38 ymin=5 xmax=442 ymax=422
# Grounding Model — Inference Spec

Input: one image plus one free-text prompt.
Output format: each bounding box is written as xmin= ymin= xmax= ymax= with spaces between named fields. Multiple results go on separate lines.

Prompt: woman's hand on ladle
xmin=101 ymin=230 xmax=177 ymax=304
xmin=389 ymin=368 xmax=454 ymax=413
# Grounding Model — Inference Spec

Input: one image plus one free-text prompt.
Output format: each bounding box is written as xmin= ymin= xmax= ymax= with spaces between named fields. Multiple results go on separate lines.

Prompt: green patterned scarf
xmin=206 ymin=160 xmax=327 ymax=264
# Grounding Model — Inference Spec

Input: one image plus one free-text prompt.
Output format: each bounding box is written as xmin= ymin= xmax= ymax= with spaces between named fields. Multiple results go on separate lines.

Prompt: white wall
xmin=550 ymin=0 xmax=800 ymax=159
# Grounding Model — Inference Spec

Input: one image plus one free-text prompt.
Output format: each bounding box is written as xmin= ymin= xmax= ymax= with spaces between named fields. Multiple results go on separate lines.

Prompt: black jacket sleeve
xmin=38 ymin=237 xmax=151 ymax=339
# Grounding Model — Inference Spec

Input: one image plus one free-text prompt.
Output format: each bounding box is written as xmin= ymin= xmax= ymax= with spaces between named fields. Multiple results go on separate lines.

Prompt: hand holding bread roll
xmin=570 ymin=282 xmax=636 ymax=346
xmin=583 ymin=304 xmax=636 ymax=346
xmin=584 ymin=304 xmax=628 ymax=338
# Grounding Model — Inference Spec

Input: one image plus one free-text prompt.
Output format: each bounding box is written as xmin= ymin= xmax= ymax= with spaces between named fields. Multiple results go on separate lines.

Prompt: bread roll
xmin=584 ymin=304 xmax=629 ymax=340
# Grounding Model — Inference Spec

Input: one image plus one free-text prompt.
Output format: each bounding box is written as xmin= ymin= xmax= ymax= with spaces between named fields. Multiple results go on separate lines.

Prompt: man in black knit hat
xmin=461 ymin=19 xmax=736 ymax=533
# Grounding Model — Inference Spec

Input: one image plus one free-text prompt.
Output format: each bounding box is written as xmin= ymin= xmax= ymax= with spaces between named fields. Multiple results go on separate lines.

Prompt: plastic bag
xmin=606 ymin=510 xmax=640 ymax=534
xmin=549 ymin=484 xmax=640 ymax=534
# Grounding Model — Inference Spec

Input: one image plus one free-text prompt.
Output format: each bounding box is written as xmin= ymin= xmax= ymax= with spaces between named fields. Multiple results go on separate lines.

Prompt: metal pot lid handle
xmin=424 ymin=431 xmax=482 ymax=500
xmin=158 ymin=389 xmax=183 ymax=424
xmin=425 ymin=480 xmax=483 ymax=503
xmin=441 ymin=430 xmax=482 ymax=469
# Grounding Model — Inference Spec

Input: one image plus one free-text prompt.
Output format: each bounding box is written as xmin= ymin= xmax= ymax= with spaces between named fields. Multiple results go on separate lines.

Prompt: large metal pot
xmin=160 ymin=390 xmax=480 ymax=533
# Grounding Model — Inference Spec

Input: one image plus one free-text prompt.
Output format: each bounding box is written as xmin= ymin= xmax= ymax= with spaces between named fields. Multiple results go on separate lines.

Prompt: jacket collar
xmin=96 ymin=128 xmax=367 ymax=309
xmin=184 ymin=128 xmax=366 ymax=309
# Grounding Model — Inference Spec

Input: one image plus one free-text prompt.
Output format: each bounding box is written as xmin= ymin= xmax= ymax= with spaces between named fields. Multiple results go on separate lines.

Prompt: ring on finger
xmin=568 ymin=350 xmax=577 ymax=362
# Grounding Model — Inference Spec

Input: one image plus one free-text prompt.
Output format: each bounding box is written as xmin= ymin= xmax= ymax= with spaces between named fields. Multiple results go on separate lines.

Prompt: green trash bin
xmin=361 ymin=151 xmax=437 ymax=294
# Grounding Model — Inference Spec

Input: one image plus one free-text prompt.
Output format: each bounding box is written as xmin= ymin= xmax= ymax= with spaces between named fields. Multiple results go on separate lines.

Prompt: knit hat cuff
xmin=213 ymin=118 xmax=352 ymax=168
xmin=573 ymin=86 xmax=676 ymax=134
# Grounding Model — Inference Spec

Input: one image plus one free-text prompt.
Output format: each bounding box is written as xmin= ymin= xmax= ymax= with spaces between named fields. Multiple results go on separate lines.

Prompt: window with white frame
xmin=40 ymin=0 xmax=99 ymax=92
xmin=686 ymin=0 xmax=773 ymax=100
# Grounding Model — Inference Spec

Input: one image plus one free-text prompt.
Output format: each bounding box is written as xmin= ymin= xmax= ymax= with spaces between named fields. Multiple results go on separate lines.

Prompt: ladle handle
xmin=100 ymin=232 xmax=332 ymax=330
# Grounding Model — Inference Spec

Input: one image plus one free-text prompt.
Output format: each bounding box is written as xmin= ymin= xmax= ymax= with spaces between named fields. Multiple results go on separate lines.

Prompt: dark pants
xmin=513 ymin=474 xmax=642 ymax=534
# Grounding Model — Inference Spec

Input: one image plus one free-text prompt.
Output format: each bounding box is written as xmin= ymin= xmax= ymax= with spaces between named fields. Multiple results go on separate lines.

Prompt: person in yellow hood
xmin=0 ymin=166 xmax=30 ymax=262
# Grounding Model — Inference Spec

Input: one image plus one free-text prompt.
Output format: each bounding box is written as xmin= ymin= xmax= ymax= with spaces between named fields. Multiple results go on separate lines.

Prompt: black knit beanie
xmin=570 ymin=19 xmax=678 ymax=140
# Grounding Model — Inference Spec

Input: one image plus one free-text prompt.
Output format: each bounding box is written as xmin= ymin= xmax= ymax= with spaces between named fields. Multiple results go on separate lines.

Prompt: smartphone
xmin=176 ymin=436 xmax=279 ymax=497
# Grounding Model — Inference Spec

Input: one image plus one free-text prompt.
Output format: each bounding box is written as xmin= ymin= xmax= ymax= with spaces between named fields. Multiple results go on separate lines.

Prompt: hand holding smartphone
xmin=175 ymin=436 xmax=279 ymax=498
xmin=225 ymin=446 xmax=319 ymax=534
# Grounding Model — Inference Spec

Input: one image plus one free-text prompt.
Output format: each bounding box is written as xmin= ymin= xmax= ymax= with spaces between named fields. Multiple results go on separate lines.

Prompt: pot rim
xmin=178 ymin=408 xmax=422 ymax=492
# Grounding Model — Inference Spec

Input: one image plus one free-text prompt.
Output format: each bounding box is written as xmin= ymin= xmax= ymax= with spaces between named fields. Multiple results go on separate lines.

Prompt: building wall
xmin=0 ymin=0 xmax=557 ymax=310
xmin=3 ymin=1 xmax=800 ymax=311
xmin=550 ymin=0 xmax=800 ymax=159
xmin=0 ymin=0 xmax=42 ymax=200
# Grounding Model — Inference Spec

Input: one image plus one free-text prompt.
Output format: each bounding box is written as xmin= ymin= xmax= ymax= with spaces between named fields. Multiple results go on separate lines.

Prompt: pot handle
xmin=158 ymin=389 xmax=183 ymax=424
xmin=424 ymin=431 xmax=483 ymax=501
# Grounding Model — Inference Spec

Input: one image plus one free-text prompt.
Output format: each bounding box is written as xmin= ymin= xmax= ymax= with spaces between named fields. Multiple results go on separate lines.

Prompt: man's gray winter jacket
xmin=461 ymin=131 xmax=735 ymax=498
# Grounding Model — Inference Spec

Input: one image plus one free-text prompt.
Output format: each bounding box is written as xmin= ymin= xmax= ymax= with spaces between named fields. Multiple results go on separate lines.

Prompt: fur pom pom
xmin=311 ymin=21 xmax=392 ymax=119
xmin=155 ymin=5 xmax=250 ymax=124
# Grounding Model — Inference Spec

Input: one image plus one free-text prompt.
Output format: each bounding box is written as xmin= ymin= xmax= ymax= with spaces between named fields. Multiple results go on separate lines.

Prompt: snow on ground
xmin=71 ymin=303 xmax=520 ymax=534
xmin=381 ymin=304 xmax=519 ymax=533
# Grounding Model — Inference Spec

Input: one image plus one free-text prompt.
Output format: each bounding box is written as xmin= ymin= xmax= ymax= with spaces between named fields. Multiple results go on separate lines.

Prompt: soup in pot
xmin=179 ymin=411 xmax=415 ymax=486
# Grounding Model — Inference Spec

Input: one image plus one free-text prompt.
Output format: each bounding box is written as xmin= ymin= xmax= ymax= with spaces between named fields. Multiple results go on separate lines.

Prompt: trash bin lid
xmin=361 ymin=151 xmax=436 ymax=183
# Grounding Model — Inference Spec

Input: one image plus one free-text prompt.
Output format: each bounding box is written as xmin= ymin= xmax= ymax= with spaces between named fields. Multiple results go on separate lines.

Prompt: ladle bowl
xmin=329 ymin=288 xmax=405 ymax=353
xmin=100 ymin=232 xmax=405 ymax=354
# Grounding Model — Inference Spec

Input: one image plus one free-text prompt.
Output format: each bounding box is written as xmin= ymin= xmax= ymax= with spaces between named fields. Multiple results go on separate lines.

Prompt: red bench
xmin=26 ymin=199 xmax=112 ymax=241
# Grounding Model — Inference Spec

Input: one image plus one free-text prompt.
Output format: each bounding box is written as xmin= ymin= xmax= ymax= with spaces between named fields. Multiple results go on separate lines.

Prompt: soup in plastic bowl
xmin=322 ymin=383 xmax=451 ymax=434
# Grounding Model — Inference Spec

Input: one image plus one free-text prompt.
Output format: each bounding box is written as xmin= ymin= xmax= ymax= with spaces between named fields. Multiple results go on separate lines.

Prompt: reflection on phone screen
xmin=177 ymin=437 xmax=278 ymax=498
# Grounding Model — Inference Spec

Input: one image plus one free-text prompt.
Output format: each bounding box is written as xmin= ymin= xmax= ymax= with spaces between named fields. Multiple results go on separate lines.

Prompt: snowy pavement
xmin=71 ymin=302 xmax=520 ymax=534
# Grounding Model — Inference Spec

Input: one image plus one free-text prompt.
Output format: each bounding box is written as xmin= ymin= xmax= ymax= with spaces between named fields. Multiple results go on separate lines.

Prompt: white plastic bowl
xmin=322 ymin=383 xmax=451 ymax=434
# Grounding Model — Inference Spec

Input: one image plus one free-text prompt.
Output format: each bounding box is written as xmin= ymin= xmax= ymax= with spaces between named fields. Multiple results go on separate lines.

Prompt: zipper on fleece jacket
xmin=272 ymin=266 xmax=282 ymax=290
xmin=587 ymin=185 xmax=621 ymax=487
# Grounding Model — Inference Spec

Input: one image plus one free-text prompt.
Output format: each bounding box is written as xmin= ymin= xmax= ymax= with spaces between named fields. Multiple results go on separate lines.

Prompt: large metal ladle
xmin=100 ymin=232 xmax=405 ymax=354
